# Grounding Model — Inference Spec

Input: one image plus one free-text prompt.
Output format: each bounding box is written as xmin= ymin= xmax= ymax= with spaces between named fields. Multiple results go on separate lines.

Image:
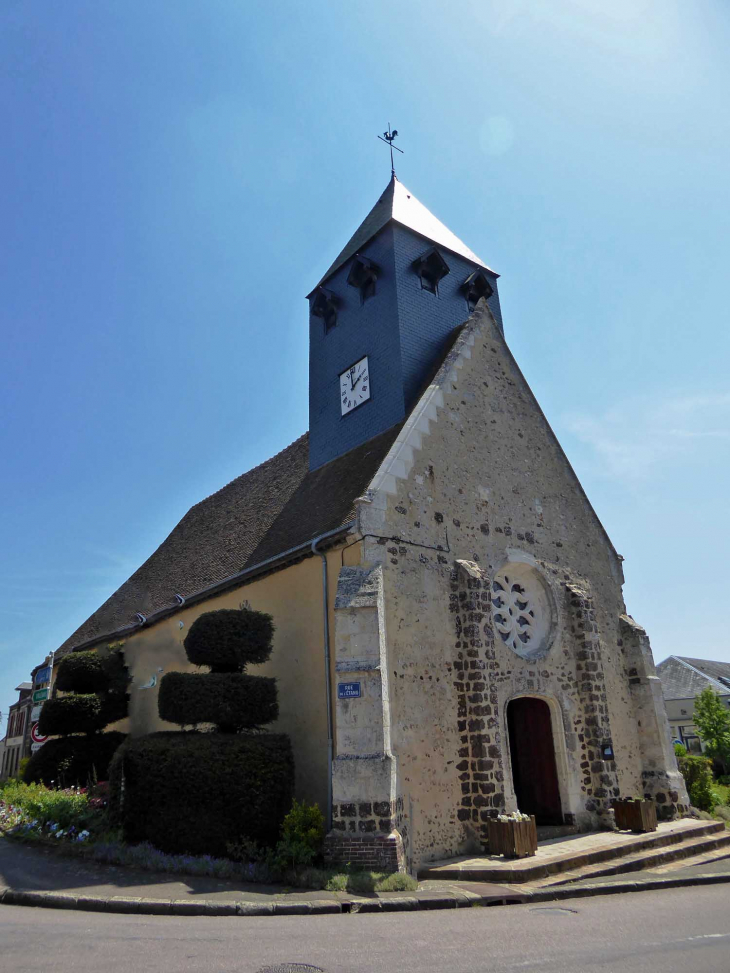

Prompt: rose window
xmin=491 ymin=564 xmax=553 ymax=660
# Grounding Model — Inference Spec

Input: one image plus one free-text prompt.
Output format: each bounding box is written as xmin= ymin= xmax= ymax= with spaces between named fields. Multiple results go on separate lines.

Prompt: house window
xmin=347 ymin=255 xmax=379 ymax=305
xmin=311 ymin=287 xmax=339 ymax=333
xmin=463 ymin=271 xmax=494 ymax=312
xmin=413 ymin=247 xmax=450 ymax=295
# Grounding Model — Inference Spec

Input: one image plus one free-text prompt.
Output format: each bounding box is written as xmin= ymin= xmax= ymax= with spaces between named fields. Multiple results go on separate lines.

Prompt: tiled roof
xmin=676 ymin=657 xmax=730 ymax=690
xmin=56 ymin=426 xmax=401 ymax=655
xmin=312 ymin=176 xmax=495 ymax=292
xmin=656 ymin=655 xmax=730 ymax=700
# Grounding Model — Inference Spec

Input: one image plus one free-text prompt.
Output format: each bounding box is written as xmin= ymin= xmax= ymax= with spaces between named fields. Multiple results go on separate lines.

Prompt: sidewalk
xmin=2 ymin=836 xmax=729 ymax=917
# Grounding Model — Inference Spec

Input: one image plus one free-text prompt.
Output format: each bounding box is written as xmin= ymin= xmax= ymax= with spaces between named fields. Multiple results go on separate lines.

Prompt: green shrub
xmin=38 ymin=695 xmax=104 ymax=736
xmin=0 ymin=780 xmax=93 ymax=830
xmin=54 ymin=651 xmax=109 ymax=694
xmin=183 ymin=608 xmax=274 ymax=672
xmin=109 ymin=732 xmax=294 ymax=856
xmin=677 ymin=751 xmax=716 ymax=811
xmin=276 ymin=799 xmax=325 ymax=869
xmin=23 ymin=732 xmax=126 ymax=787
xmin=158 ymin=672 xmax=278 ymax=731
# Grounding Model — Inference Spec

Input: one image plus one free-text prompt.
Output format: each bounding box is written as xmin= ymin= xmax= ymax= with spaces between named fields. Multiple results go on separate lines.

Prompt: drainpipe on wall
xmin=311 ymin=529 xmax=337 ymax=832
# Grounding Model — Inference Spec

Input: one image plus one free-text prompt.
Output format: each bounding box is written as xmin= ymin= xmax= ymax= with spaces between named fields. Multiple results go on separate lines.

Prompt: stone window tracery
xmin=491 ymin=562 xmax=554 ymax=660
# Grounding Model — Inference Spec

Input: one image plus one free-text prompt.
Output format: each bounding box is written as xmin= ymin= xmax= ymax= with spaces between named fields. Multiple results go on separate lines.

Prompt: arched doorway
xmin=507 ymin=697 xmax=563 ymax=825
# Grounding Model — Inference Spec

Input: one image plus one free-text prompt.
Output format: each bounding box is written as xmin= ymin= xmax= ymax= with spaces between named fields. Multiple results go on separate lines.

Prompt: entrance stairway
xmin=419 ymin=819 xmax=730 ymax=887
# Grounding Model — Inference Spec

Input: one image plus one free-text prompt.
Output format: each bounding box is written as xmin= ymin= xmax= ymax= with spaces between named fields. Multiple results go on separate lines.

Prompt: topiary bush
xmin=23 ymin=732 xmax=126 ymax=788
xmin=182 ymin=608 xmax=274 ymax=672
xmin=25 ymin=643 xmax=129 ymax=788
xmin=53 ymin=651 xmax=109 ymax=694
xmin=38 ymin=694 xmax=104 ymax=736
xmin=108 ymin=732 xmax=294 ymax=856
xmin=158 ymin=672 xmax=278 ymax=731
xmin=111 ymin=606 xmax=294 ymax=856
xmin=159 ymin=606 xmax=278 ymax=733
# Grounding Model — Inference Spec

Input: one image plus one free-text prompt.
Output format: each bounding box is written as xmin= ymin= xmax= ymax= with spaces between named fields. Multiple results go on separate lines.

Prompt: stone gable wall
xmin=350 ymin=301 xmax=685 ymax=869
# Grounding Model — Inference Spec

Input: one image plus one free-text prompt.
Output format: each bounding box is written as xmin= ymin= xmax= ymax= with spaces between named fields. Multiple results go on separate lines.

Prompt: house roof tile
xmin=656 ymin=655 xmax=730 ymax=700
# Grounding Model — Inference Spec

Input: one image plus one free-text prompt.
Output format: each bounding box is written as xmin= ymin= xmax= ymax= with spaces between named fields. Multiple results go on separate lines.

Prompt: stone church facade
xmin=52 ymin=176 xmax=687 ymax=873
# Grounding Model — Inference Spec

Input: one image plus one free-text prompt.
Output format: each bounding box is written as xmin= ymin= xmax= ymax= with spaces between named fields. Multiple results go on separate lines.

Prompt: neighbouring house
xmin=42 ymin=175 xmax=687 ymax=872
xmin=657 ymin=656 xmax=730 ymax=755
xmin=0 ymin=683 xmax=33 ymax=780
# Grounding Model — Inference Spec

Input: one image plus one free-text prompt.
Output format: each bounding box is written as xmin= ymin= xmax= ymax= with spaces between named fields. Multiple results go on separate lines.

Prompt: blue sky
xmin=1 ymin=0 xmax=729 ymax=724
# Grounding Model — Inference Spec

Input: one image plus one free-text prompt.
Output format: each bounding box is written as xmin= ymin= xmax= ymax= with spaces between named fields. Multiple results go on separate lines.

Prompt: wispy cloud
xmin=563 ymin=391 xmax=730 ymax=481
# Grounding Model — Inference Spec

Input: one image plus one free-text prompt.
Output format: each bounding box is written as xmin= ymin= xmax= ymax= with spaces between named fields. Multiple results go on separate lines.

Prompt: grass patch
xmin=297 ymin=867 xmax=417 ymax=893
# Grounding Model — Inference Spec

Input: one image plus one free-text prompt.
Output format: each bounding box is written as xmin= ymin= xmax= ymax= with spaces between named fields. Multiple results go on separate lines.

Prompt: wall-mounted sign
xmin=30 ymin=723 xmax=48 ymax=745
xmin=32 ymin=688 xmax=48 ymax=703
xmin=34 ymin=666 xmax=52 ymax=685
xmin=338 ymin=682 xmax=361 ymax=699
xmin=600 ymin=742 xmax=614 ymax=760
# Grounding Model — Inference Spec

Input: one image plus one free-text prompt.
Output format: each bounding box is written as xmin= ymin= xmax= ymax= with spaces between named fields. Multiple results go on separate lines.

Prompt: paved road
xmin=2 ymin=885 xmax=729 ymax=973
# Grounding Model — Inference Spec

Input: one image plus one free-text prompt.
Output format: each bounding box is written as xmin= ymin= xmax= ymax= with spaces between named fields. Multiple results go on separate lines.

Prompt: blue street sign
xmin=34 ymin=666 xmax=51 ymax=685
xmin=338 ymin=682 xmax=361 ymax=699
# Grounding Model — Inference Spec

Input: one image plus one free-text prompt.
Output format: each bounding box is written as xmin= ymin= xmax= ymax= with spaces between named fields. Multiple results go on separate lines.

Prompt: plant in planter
xmin=486 ymin=811 xmax=538 ymax=858
xmin=110 ymin=607 xmax=294 ymax=857
xmin=24 ymin=644 xmax=129 ymax=787
xmin=612 ymin=797 xmax=658 ymax=832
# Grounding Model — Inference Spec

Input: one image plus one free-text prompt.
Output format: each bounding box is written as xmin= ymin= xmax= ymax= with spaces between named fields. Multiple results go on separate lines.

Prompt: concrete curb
xmin=1 ymin=871 xmax=729 ymax=916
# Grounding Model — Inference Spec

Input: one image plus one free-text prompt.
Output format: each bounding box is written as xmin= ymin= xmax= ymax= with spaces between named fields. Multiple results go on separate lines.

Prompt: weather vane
xmin=378 ymin=123 xmax=403 ymax=176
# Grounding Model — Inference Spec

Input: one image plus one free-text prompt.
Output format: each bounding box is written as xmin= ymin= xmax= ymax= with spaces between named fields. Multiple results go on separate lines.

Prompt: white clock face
xmin=340 ymin=356 xmax=370 ymax=415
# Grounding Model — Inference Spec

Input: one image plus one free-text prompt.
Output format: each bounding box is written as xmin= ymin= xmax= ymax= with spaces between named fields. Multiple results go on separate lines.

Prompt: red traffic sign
xmin=30 ymin=723 xmax=48 ymax=745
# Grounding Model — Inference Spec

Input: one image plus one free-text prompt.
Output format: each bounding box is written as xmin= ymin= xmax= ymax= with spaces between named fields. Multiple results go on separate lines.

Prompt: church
xmin=54 ymin=174 xmax=687 ymax=872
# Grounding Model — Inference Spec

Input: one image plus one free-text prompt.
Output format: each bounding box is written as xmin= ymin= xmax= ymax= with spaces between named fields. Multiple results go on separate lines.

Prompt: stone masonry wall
xmin=351 ymin=300 xmax=680 ymax=869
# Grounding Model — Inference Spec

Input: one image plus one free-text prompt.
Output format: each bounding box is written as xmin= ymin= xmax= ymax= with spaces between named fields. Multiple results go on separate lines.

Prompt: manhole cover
xmin=257 ymin=967 xmax=324 ymax=973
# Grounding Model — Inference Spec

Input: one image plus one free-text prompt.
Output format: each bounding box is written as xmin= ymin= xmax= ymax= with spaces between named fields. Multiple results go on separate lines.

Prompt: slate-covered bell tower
xmin=307 ymin=176 xmax=502 ymax=470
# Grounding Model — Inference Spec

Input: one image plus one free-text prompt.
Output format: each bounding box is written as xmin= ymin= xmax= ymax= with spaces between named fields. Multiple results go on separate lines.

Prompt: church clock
xmin=340 ymin=356 xmax=370 ymax=415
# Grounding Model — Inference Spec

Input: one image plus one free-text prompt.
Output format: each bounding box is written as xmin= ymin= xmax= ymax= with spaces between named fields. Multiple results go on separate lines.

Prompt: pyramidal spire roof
xmin=313 ymin=176 xmax=496 ymax=291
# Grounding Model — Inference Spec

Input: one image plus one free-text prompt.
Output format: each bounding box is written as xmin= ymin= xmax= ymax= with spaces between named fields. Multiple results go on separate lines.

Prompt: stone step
xmin=543 ymin=830 xmax=730 ymax=887
xmin=650 ymin=840 xmax=730 ymax=874
xmin=419 ymin=820 xmax=725 ymax=883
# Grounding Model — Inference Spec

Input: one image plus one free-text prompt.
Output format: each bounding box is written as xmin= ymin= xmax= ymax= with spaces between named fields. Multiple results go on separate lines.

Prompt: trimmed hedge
xmin=183 ymin=608 xmax=274 ymax=672
xmin=23 ymin=732 xmax=126 ymax=787
xmin=109 ymin=732 xmax=294 ymax=856
xmin=54 ymin=650 xmax=109 ymax=694
xmin=38 ymin=694 xmax=104 ymax=736
xmin=158 ymin=672 xmax=278 ymax=732
xmin=99 ymin=692 xmax=130 ymax=728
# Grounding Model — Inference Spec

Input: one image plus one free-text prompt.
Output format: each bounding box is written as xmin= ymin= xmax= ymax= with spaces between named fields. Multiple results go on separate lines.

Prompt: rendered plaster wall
xmin=102 ymin=546 xmax=357 ymax=812
xmin=353 ymin=301 xmax=682 ymax=868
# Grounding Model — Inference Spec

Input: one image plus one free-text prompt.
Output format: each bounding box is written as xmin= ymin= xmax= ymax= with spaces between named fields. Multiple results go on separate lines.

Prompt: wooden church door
xmin=507 ymin=697 xmax=563 ymax=825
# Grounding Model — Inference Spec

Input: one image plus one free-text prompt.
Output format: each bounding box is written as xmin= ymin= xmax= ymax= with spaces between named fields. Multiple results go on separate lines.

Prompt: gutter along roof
xmin=56 ymin=426 xmax=402 ymax=655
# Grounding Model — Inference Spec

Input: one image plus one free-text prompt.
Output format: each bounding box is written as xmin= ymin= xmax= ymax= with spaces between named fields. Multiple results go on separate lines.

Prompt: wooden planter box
xmin=486 ymin=815 xmax=538 ymax=859
xmin=613 ymin=799 xmax=657 ymax=833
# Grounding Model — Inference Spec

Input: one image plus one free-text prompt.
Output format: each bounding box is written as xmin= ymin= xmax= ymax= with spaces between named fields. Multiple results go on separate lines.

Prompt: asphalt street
xmin=2 ymin=885 xmax=729 ymax=973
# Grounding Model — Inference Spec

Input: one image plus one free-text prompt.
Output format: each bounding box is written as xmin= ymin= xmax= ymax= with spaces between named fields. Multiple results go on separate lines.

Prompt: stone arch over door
xmin=505 ymin=694 xmax=571 ymax=825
